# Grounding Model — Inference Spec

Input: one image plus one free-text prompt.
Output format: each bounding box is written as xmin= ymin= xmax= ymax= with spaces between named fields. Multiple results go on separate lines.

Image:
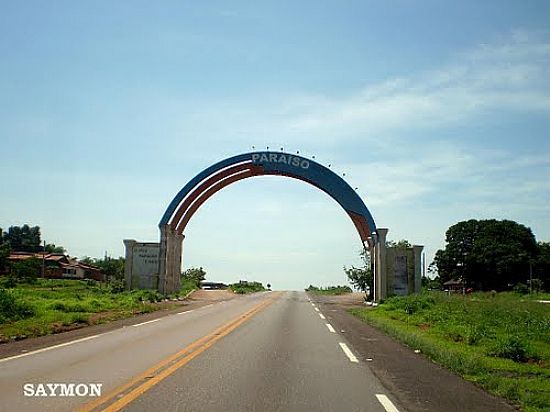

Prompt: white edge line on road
xmin=319 ymin=313 xmax=326 ymax=320
xmin=177 ymin=309 xmax=195 ymax=315
xmin=132 ymin=318 xmax=162 ymax=327
xmin=0 ymin=334 xmax=100 ymax=363
xmin=376 ymin=394 xmax=400 ymax=412
xmin=326 ymin=323 xmax=336 ymax=333
xmin=314 ymin=307 xmax=320 ymax=312
xmin=339 ymin=342 xmax=359 ymax=363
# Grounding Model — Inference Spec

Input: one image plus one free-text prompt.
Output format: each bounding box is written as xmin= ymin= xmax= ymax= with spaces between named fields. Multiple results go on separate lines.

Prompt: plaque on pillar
xmin=123 ymin=240 xmax=160 ymax=290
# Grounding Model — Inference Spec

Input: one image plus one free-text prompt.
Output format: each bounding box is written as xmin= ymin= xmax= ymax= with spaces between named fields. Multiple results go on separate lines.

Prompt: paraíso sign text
xmin=252 ymin=153 xmax=310 ymax=169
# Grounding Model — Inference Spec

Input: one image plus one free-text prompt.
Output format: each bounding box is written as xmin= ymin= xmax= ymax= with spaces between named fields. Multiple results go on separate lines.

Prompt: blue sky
xmin=1 ymin=1 xmax=549 ymax=290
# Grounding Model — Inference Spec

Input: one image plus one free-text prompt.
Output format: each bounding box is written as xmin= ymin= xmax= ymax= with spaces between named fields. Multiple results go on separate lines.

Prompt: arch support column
xmin=374 ymin=228 xmax=388 ymax=301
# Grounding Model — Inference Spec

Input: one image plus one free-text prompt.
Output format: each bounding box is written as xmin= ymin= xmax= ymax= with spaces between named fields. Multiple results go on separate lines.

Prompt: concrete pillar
xmin=158 ymin=225 xmax=169 ymax=294
xmin=171 ymin=233 xmax=184 ymax=292
xmin=374 ymin=228 xmax=388 ymax=301
xmin=123 ymin=239 xmax=136 ymax=290
xmin=413 ymin=245 xmax=424 ymax=294
xmin=166 ymin=227 xmax=177 ymax=294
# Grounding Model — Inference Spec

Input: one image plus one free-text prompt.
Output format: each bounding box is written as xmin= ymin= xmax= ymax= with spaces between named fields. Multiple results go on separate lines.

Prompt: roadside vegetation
xmin=180 ymin=267 xmax=206 ymax=296
xmin=229 ymin=281 xmax=266 ymax=294
xmin=0 ymin=278 xmax=191 ymax=342
xmin=305 ymin=285 xmax=352 ymax=295
xmin=350 ymin=291 xmax=550 ymax=411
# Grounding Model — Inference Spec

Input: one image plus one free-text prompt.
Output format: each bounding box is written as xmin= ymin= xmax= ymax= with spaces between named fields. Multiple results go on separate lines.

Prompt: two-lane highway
xmin=0 ymin=291 xmax=401 ymax=412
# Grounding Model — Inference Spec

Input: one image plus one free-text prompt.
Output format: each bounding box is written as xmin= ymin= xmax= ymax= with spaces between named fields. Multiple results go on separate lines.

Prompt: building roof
xmin=8 ymin=252 xmax=100 ymax=271
xmin=443 ymin=279 xmax=464 ymax=286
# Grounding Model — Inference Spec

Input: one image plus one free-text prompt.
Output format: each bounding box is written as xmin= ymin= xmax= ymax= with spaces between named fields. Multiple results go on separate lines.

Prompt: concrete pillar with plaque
xmin=123 ymin=240 xmax=160 ymax=290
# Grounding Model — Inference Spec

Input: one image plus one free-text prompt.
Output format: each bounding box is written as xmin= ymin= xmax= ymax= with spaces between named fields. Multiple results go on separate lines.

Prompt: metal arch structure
xmin=156 ymin=151 xmax=380 ymax=295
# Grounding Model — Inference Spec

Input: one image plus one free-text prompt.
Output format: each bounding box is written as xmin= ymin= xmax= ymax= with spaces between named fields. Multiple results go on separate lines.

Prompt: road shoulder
xmin=311 ymin=293 xmax=518 ymax=412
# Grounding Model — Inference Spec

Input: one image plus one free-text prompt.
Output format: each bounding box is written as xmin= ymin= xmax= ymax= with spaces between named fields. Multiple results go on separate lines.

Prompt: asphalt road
xmin=0 ymin=291 xmax=401 ymax=412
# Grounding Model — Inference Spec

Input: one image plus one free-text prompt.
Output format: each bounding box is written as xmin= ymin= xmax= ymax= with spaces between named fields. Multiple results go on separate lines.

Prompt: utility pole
xmin=529 ymin=260 xmax=533 ymax=294
xmin=42 ymin=240 xmax=46 ymax=278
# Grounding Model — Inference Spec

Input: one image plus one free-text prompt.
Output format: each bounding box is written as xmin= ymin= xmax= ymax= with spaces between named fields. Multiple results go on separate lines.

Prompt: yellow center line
xmin=78 ymin=293 xmax=280 ymax=412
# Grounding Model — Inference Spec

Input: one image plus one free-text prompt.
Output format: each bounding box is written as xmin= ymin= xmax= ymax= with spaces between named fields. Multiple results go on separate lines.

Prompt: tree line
xmin=431 ymin=219 xmax=549 ymax=291
xmin=345 ymin=219 xmax=549 ymax=295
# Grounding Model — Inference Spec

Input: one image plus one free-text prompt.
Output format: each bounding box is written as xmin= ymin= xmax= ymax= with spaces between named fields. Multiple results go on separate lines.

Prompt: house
xmin=200 ymin=281 xmax=228 ymax=290
xmin=443 ymin=278 xmax=465 ymax=293
xmin=6 ymin=252 xmax=105 ymax=281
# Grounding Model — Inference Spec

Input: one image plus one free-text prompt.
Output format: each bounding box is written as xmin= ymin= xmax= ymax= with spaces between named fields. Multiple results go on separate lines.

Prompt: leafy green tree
xmin=421 ymin=275 xmax=441 ymax=290
xmin=386 ymin=239 xmax=412 ymax=249
xmin=433 ymin=219 xmax=538 ymax=291
xmin=96 ymin=257 xmax=125 ymax=280
xmin=0 ymin=242 xmax=10 ymax=273
xmin=2 ymin=225 xmax=42 ymax=252
xmin=45 ymin=243 xmax=66 ymax=254
xmin=534 ymin=242 xmax=550 ymax=290
xmin=80 ymin=256 xmax=124 ymax=280
xmin=181 ymin=267 xmax=206 ymax=287
xmin=11 ymin=257 xmax=41 ymax=283
xmin=344 ymin=248 xmax=373 ymax=299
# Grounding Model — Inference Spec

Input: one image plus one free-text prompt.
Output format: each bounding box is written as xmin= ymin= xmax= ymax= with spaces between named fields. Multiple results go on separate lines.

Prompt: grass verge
xmin=306 ymin=285 xmax=353 ymax=295
xmin=229 ymin=281 xmax=266 ymax=294
xmin=349 ymin=292 xmax=550 ymax=412
xmin=0 ymin=279 xmax=194 ymax=342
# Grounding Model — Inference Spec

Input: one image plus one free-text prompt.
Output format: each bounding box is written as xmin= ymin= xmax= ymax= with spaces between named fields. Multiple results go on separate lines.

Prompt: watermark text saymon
xmin=23 ymin=383 xmax=102 ymax=397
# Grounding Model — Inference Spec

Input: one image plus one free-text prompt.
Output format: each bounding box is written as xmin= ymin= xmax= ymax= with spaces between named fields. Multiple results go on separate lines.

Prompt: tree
xmin=0 ymin=234 xmax=10 ymax=273
xmin=81 ymin=256 xmax=125 ymax=280
xmin=11 ymin=258 xmax=41 ymax=283
xmin=432 ymin=219 xmax=538 ymax=291
xmin=535 ymin=242 xmax=550 ymax=290
xmin=45 ymin=243 xmax=66 ymax=254
xmin=181 ymin=267 xmax=206 ymax=287
xmin=344 ymin=248 xmax=373 ymax=300
xmin=2 ymin=225 xmax=41 ymax=252
xmin=1 ymin=225 xmax=67 ymax=255
xmin=386 ymin=239 xmax=412 ymax=249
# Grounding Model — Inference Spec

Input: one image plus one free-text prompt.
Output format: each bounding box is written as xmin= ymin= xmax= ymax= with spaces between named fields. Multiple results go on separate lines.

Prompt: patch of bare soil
xmin=187 ymin=289 xmax=238 ymax=302
xmin=317 ymin=292 xmax=366 ymax=307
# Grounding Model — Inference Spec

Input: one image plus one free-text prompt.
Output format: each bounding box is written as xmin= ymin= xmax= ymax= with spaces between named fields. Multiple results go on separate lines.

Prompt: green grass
xmin=229 ymin=281 xmax=266 ymax=294
xmin=0 ymin=279 xmax=192 ymax=341
xmin=306 ymin=285 xmax=353 ymax=295
xmin=349 ymin=292 xmax=550 ymax=411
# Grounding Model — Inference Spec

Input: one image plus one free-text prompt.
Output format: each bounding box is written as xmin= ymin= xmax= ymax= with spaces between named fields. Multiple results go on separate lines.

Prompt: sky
xmin=1 ymin=1 xmax=549 ymax=290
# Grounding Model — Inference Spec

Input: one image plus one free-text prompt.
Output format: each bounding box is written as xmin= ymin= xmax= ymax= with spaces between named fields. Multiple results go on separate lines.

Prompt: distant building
xmin=6 ymin=252 xmax=105 ymax=281
xmin=443 ymin=278 xmax=465 ymax=293
xmin=200 ymin=281 xmax=228 ymax=290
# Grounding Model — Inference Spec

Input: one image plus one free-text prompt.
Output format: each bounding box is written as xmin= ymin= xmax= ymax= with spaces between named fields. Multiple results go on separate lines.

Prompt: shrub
xmin=0 ymin=289 xmax=35 ymax=322
xmin=11 ymin=258 xmax=40 ymax=283
xmin=109 ymin=279 xmax=125 ymax=293
xmin=513 ymin=283 xmax=529 ymax=295
xmin=488 ymin=335 xmax=530 ymax=362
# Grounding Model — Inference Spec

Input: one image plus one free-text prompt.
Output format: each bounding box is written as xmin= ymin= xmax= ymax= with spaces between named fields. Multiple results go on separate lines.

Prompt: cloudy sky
xmin=1 ymin=1 xmax=549 ymax=290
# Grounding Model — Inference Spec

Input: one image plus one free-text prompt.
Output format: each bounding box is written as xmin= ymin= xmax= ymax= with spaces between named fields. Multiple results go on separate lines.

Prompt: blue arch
xmin=160 ymin=151 xmax=377 ymax=242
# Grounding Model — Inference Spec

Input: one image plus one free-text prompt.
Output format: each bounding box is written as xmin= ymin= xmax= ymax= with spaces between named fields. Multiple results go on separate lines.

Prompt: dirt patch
xmin=312 ymin=292 xmax=366 ymax=307
xmin=187 ymin=289 xmax=238 ymax=302
xmin=418 ymin=323 xmax=431 ymax=331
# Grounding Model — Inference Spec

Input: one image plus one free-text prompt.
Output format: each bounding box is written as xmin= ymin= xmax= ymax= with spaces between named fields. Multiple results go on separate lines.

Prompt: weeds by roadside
xmin=350 ymin=292 xmax=550 ymax=411
xmin=0 ymin=279 xmax=191 ymax=342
